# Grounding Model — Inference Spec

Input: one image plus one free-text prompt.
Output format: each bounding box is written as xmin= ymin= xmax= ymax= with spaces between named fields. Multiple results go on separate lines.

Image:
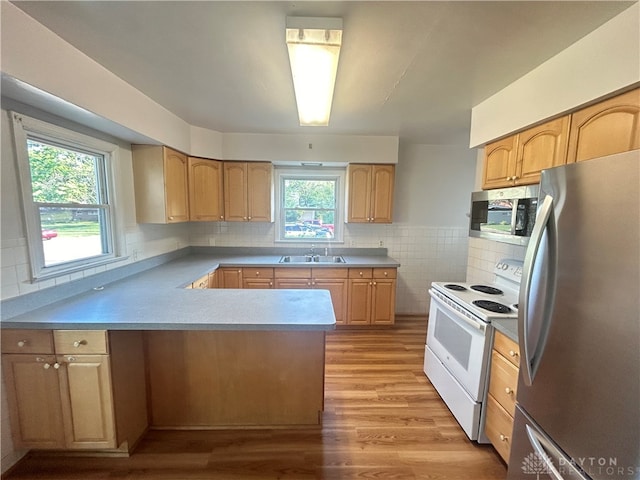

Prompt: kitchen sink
xmin=279 ymin=255 xmax=346 ymax=264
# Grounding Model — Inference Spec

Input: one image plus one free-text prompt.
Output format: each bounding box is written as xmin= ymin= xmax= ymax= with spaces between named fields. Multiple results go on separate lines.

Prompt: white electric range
xmin=424 ymin=259 xmax=522 ymax=442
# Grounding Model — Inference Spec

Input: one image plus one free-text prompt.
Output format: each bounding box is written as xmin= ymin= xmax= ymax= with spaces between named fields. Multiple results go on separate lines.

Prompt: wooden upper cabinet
xmin=483 ymin=116 xmax=570 ymax=189
xmin=346 ymin=164 xmax=395 ymax=223
xmin=567 ymin=88 xmax=640 ymax=163
xmin=223 ymin=162 xmax=273 ymax=222
xmin=188 ymin=157 xmax=224 ymax=222
xmin=515 ymin=116 xmax=570 ymax=185
xmin=132 ymin=145 xmax=189 ymax=223
xmin=482 ymin=136 xmax=518 ymax=189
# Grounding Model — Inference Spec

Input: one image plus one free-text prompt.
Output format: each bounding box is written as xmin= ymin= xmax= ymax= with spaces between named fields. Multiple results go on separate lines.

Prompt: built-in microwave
xmin=469 ymin=185 xmax=539 ymax=246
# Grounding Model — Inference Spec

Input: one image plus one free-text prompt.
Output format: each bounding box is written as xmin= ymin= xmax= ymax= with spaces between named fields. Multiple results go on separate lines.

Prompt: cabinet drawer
xmin=485 ymin=394 xmax=514 ymax=463
xmin=274 ymin=268 xmax=311 ymax=279
xmin=242 ymin=268 xmax=274 ymax=279
xmin=312 ymin=268 xmax=348 ymax=279
xmin=54 ymin=330 xmax=108 ymax=354
xmin=1 ymin=330 xmax=54 ymax=354
xmin=349 ymin=268 xmax=372 ymax=279
xmin=493 ymin=330 xmax=520 ymax=367
xmin=373 ymin=268 xmax=396 ymax=279
xmin=489 ymin=350 xmax=518 ymax=416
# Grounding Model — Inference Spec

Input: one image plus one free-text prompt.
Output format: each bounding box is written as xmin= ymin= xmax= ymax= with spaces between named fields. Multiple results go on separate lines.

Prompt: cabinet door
xmin=58 ymin=355 xmax=116 ymax=449
xmin=567 ymin=88 xmax=640 ymax=163
xmin=515 ymin=116 xmax=570 ymax=185
xmin=371 ymin=279 xmax=396 ymax=325
xmin=209 ymin=270 xmax=219 ymax=289
xmin=482 ymin=136 xmax=518 ymax=190
xmin=346 ymin=164 xmax=372 ymax=223
xmin=247 ymin=163 xmax=273 ymax=222
xmin=274 ymin=278 xmax=312 ymax=289
xmin=220 ymin=268 xmax=243 ymax=288
xmin=163 ymin=147 xmax=189 ymax=223
xmin=347 ymin=279 xmax=372 ymax=325
xmin=313 ymin=278 xmax=348 ymax=325
xmin=2 ymin=354 xmax=65 ymax=449
xmin=370 ymin=165 xmax=395 ymax=223
xmin=223 ymin=162 xmax=248 ymax=221
xmin=188 ymin=157 xmax=224 ymax=222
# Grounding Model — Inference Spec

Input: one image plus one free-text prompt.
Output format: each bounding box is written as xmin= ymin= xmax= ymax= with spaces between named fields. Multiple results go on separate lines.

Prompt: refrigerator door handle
xmin=520 ymin=194 xmax=557 ymax=386
xmin=525 ymin=424 xmax=589 ymax=480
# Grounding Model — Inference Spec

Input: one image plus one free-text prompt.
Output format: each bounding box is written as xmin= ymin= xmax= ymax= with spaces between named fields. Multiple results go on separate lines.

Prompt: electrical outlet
xmin=132 ymin=249 xmax=138 ymax=261
xmin=350 ymin=240 xmax=356 ymax=247
xmin=379 ymin=240 xmax=384 ymax=247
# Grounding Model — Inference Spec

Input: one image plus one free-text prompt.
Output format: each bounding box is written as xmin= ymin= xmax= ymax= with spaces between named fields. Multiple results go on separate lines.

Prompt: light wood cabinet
xmin=2 ymin=330 xmax=147 ymax=452
xmin=567 ymin=88 xmax=640 ymax=163
xmin=346 ymin=164 xmax=395 ymax=223
xmin=482 ymin=116 xmax=570 ymax=189
xmin=485 ymin=330 xmax=520 ymax=462
xmin=190 ymin=273 xmax=211 ymax=289
xmin=274 ymin=268 xmax=348 ymax=325
xmin=188 ymin=157 xmax=224 ymax=222
xmin=132 ymin=145 xmax=189 ymax=223
xmin=347 ymin=268 xmax=396 ymax=325
xmin=219 ymin=268 xmax=243 ymax=288
xmin=223 ymin=162 xmax=273 ymax=222
xmin=242 ymin=268 xmax=274 ymax=289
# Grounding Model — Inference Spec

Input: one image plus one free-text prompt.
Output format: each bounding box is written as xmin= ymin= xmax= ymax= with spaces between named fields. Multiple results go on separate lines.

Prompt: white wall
xmin=470 ymin=3 xmax=640 ymax=147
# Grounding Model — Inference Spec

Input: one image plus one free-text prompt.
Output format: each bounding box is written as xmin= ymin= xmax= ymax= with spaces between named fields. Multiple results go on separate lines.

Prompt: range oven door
xmin=426 ymin=291 xmax=491 ymax=401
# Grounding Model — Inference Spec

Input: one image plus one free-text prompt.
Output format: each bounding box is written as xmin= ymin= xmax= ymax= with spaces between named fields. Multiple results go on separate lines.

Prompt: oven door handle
xmin=429 ymin=291 xmax=486 ymax=332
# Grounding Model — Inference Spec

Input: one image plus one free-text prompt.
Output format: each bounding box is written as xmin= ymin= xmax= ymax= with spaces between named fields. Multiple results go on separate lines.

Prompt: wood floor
xmin=4 ymin=316 xmax=507 ymax=480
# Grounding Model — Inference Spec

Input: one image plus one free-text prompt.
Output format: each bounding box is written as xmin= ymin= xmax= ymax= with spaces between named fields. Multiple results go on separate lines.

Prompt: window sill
xmin=31 ymin=255 xmax=130 ymax=284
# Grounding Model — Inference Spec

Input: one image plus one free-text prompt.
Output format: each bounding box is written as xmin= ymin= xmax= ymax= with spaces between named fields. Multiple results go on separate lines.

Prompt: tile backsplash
xmin=466 ymin=236 xmax=526 ymax=284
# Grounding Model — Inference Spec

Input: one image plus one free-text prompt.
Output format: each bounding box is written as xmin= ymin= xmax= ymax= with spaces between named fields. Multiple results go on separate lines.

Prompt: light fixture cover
xmin=286 ymin=17 xmax=342 ymax=127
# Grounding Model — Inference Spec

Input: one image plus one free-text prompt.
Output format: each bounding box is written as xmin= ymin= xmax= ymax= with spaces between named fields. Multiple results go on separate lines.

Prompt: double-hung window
xmin=275 ymin=167 xmax=344 ymax=242
xmin=11 ymin=112 xmax=118 ymax=281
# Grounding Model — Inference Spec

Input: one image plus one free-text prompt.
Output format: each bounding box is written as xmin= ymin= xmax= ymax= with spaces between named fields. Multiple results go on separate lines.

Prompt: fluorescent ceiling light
xmin=286 ymin=17 xmax=342 ymax=127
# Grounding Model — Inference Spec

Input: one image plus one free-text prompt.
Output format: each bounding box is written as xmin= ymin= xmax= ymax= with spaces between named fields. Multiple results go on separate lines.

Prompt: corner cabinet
xmin=132 ymin=145 xmax=189 ymax=223
xmin=567 ymin=88 xmax=640 ymax=163
xmin=1 ymin=329 xmax=147 ymax=452
xmin=188 ymin=157 xmax=224 ymax=222
xmin=482 ymin=116 xmax=570 ymax=189
xmin=346 ymin=164 xmax=395 ymax=223
xmin=223 ymin=162 xmax=273 ymax=222
xmin=485 ymin=330 xmax=520 ymax=462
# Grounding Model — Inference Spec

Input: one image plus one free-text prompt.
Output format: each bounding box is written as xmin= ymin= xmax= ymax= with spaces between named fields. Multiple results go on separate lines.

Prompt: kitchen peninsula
xmin=0 ymin=251 xmax=346 ymax=453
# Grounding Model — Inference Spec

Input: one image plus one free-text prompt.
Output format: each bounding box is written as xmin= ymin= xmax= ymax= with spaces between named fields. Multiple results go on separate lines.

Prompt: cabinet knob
xmin=169 ymin=216 xmax=174 ymax=220
xmin=369 ymin=282 xmax=373 ymax=286
xmin=248 ymin=216 xmax=252 ymax=220
xmin=373 ymin=281 xmax=377 ymax=286
xmin=499 ymin=434 xmax=509 ymax=442
xmin=220 ymin=215 xmax=224 ymax=220
xmin=384 ymin=272 xmax=388 ymax=277
xmin=66 ymin=357 xmax=76 ymax=362
xmin=43 ymin=363 xmax=51 ymax=370
xmin=243 ymin=217 xmax=247 ymax=220
xmin=359 ymin=271 xmax=364 ymax=276
xmin=17 ymin=340 xmax=26 ymax=347
xmin=505 ymin=387 xmax=513 ymax=395
xmin=312 ymin=281 xmax=316 ymax=286
xmin=269 ymin=282 xmax=273 ymax=286
xmin=73 ymin=340 xmax=87 ymax=348
xmin=255 ymin=271 xmax=260 ymax=276
xmin=307 ymin=282 xmax=312 ymax=286
xmin=53 ymin=362 xmax=61 ymax=369
xmin=509 ymin=350 xmax=519 ymax=358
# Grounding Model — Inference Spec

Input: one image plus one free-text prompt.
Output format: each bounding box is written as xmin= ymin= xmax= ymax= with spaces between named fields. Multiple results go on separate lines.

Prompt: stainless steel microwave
xmin=469 ymin=185 xmax=539 ymax=246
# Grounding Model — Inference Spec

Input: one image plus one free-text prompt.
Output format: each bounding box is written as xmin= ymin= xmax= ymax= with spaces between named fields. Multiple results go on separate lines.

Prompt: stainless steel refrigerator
xmin=507 ymin=150 xmax=640 ymax=480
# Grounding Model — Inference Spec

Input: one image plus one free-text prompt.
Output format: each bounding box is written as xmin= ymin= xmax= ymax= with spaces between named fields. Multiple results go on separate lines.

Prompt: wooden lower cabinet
xmin=347 ymin=268 xmax=396 ymax=325
xmin=219 ymin=268 xmax=243 ymax=288
xmin=485 ymin=330 xmax=520 ymax=462
xmin=1 ymin=330 xmax=147 ymax=452
xmin=242 ymin=268 xmax=274 ymax=289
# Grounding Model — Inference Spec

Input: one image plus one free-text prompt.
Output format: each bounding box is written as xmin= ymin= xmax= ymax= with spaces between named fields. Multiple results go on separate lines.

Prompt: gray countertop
xmin=492 ymin=318 xmax=518 ymax=343
xmin=1 ymin=250 xmax=400 ymax=331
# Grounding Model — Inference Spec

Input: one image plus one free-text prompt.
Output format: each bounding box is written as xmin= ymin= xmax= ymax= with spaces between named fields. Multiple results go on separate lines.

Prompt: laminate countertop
xmin=492 ymin=318 xmax=518 ymax=343
xmin=1 ymin=251 xmax=400 ymax=331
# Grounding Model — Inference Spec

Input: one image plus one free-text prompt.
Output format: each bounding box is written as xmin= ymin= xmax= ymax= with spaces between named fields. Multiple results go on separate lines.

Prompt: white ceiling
xmin=9 ymin=1 xmax=635 ymax=146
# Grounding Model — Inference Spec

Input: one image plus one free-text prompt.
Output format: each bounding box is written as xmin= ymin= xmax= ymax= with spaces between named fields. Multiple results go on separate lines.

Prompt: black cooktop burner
xmin=444 ymin=284 xmax=467 ymax=291
xmin=471 ymin=285 xmax=503 ymax=295
xmin=472 ymin=300 xmax=512 ymax=314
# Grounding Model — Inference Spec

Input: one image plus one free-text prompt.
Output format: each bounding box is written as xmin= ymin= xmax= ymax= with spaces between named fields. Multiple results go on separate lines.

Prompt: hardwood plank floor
xmin=4 ymin=316 xmax=506 ymax=479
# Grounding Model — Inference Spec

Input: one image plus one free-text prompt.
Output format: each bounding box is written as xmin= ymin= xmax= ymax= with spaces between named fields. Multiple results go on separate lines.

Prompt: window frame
xmin=11 ymin=111 xmax=120 ymax=282
xmin=274 ymin=167 xmax=345 ymax=243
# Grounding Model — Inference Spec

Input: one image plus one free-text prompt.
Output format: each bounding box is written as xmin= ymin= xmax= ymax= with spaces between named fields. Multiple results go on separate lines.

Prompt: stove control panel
xmin=494 ymin=259 xmax=523 ymax=281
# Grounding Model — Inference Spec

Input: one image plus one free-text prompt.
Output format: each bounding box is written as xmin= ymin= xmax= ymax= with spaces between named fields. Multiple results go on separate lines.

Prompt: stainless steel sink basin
xmin=278 ymin=255 xmax=346 ymax=264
